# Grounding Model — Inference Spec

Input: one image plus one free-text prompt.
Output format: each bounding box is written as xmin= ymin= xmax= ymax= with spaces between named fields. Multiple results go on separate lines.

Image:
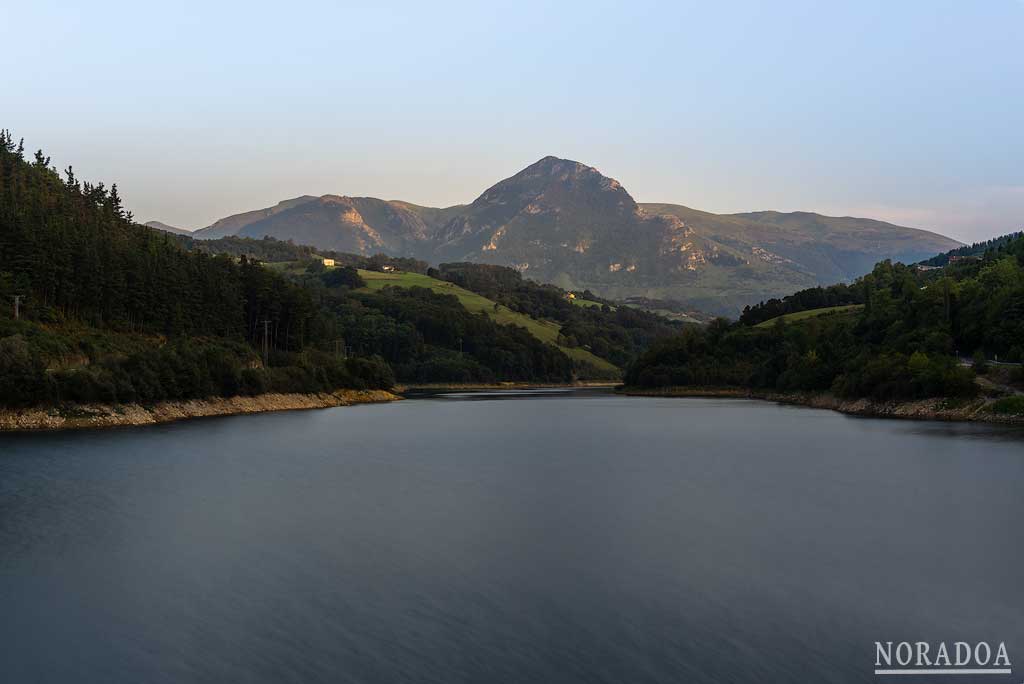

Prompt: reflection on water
xmin=1 ymin=391 xmax=1022 ymax=683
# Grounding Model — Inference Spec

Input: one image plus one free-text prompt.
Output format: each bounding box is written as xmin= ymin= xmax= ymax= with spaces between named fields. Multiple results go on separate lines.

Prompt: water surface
xmin=1 ymin=391 xmax=1022 ymax=682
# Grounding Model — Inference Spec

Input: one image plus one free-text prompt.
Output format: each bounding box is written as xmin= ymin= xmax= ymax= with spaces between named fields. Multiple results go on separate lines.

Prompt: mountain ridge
xmin=154 ymin=157 xmax=961 ymax=314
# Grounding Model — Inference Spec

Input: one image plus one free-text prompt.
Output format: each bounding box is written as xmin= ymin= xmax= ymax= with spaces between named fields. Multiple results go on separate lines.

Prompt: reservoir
xmin=1 ymin=390 xmax=1022 ymax=682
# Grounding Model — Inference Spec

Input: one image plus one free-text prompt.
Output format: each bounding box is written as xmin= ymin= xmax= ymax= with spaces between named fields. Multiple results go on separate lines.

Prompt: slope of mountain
xmin=192 ymin=195 xmax=319 ymax=239
xmin=426 ymin=157 xmax=958 ymax=314
xmin=144 ymin=220 xmax=192 ymax=236
xmin=388 ymin=201 xmax=467 ymax=232
xmin=641 ymin=204 xmax=960 ymax=288
xmin=239 ymin=196 xmax=431 ymax=254
xmin=172 ymin=157 xmax=961 ymax=315
xmin=189 ymin=196 xmax=466 ymax=256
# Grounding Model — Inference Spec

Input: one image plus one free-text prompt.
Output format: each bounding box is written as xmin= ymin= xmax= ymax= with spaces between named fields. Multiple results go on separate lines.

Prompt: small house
xmin=321 ymin=257 xmax=335 ymax=267
xmin=381 ymin=264 xmax=396 ymax=272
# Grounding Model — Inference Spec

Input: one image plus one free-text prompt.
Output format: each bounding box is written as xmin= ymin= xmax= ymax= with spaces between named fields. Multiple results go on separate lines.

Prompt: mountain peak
xmin=521 ymin=155 xmax=590 ymax=176
xmin=479 ymin=156 xmax=632 ymax=207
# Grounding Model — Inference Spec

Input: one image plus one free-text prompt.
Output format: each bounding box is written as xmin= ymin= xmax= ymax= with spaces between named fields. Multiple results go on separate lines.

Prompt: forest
xmin=627 ymin=235 xmax=1024 ymax=400
xmin=186 ymin=235 xmax=430 ymax=274
xmin=435 ymin=262 xmax=683 ymax=368
xmin=0 ymin=131 xmax=575 ymax=407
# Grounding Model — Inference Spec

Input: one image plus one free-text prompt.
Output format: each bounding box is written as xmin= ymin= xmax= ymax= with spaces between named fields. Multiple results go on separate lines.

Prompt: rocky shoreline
xmin=0 ymin=389 xmax=401 ymax=432
xmin=622 ymin=387 xmax=1024 ymax=426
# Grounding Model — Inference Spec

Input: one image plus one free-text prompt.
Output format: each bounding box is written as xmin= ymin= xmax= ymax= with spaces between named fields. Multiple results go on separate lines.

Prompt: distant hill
xmin=626 ymin=233 xmax=1024 ymax=412
xmin=640 ymin=204 xmax=959 ymax=310
xmin=191 ymin=195 xmax=319 ymax=239
xmin=143 ymin=220 xmax=192 ymax=236
xmin=166 ymin=157 xmax=961 ymax=315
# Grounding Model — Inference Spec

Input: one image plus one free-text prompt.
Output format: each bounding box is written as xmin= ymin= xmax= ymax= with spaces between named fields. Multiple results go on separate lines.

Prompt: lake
xmin=1 ymin=390 xmax=1022 ymax=683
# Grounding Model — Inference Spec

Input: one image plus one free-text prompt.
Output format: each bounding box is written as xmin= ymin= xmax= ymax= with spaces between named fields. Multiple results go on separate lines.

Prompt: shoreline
xmin=6 ymin=383 xmax=1020 ymax=433
xmin=621 ymin=387 xmax=1024 ymax=425
xmin=397 ymin=381 xmax=619 ymax=392
xmin=0 ymin=389 xmax=402 ymax=433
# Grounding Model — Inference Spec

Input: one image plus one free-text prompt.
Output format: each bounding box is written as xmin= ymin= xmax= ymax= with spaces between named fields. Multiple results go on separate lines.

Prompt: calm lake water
xmin=1 ymin=390 xmax=1022 ymax=683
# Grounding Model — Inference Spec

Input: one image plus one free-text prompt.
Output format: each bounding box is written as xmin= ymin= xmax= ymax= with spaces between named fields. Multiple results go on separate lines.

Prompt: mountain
xmin=233 ymin=196 xmax=432 ymax=254
xmin=189 ymin=195 xmax=465 ymax=255
xmin=191 ymin=195 xmax=319 ymax=239
xmin=143 ymin=220 xmax=192 ymax=236
xmin=3 ymin=130 xmax=632 ymax=411
xmin=638 ymin=204 xmax=960 ymax=306
xmin=428 ymin=157 xmax=959 ymax=313
xmin=173 ymin=157 xmax=961 ymax=314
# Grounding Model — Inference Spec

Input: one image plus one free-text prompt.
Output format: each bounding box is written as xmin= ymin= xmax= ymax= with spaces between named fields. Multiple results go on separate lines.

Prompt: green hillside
xmin=0 ymin=130 xmax=607 ymax=408
xmin=753 ymin=304 xmax=864 ymax=328
xmin=627 ymin=237 xmax=1024 ymax=403
xmin=358 ymin=270 xmax=619 ymax=374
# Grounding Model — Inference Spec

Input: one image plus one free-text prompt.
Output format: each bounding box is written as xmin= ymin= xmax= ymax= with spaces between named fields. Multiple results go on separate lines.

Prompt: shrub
xmin=989 ymin=396 xmax=1024 ymax=415
xmin=0 ymin=335 xmax=49 ymax=406
xmin=345 ymin=356 xmax=395 ymax=389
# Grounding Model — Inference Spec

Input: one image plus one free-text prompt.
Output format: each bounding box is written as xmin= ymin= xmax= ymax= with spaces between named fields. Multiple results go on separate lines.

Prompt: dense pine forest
xmin=0 ymin=130 xmax=399 ymax=406
xmin=627 ymin=234 xmax=1024 ymax=401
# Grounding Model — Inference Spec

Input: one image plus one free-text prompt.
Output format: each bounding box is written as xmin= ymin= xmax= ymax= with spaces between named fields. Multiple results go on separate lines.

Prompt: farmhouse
xmin=320 ymin=257 xmax=335 ymax=267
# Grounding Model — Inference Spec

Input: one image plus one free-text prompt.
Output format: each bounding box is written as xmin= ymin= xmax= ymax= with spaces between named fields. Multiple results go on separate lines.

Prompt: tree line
xmin=435 ymin=262 xmax=683 ymax=368
xmin=627 ymin=235 xmax=1024 ymax=400
xmin=0 ymin=130 xmax=391 ymax=406
xmin=0 ymin=130 xmax=582 ymax=406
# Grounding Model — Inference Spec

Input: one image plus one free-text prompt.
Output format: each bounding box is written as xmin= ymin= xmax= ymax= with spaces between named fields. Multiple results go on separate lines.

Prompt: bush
xmin=321 ymin=266 xmax=365 ymax=289
xmin=240 ymin=368 xmax=267 ymax=395
xmin=345 ymin=356 xmax=395 ymax=389
xmin=0 ymin=335 xmax=49 ymax=406
xmin=989 ymin=396 xmax=1024 ymax=415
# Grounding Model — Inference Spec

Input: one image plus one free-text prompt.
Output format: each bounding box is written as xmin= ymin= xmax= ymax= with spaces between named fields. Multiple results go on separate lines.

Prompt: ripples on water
xmin=1 ymin=391 xmax=1022 ymax=683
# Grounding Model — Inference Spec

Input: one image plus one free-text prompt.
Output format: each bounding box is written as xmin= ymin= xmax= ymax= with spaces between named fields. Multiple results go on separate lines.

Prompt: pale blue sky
xmin=4 ymin=0 xmax=1022 ymax=241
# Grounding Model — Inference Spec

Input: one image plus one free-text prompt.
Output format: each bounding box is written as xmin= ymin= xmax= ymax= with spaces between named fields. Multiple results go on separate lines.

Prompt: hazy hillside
xmin=144 ymin=220 xmax=192 ymax=236
xmin=192 ymin=196 xmax=318 ymax=239
xmin=642 ymin=204 xmax=960 ymax=287
xmin=162 ymin=157 xmax=961 ymax=314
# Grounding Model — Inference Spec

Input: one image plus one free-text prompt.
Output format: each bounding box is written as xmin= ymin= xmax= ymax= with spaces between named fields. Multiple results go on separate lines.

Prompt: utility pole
xmin=12 ymin=294 xmax=23 ymax=320
xmin=260 ymin=319 xmax=271 ymax=366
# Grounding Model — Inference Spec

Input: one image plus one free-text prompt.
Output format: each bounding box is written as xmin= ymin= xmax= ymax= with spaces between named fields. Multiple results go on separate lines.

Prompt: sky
xmin=3 ymin=0 xmax=1022 ymax=243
